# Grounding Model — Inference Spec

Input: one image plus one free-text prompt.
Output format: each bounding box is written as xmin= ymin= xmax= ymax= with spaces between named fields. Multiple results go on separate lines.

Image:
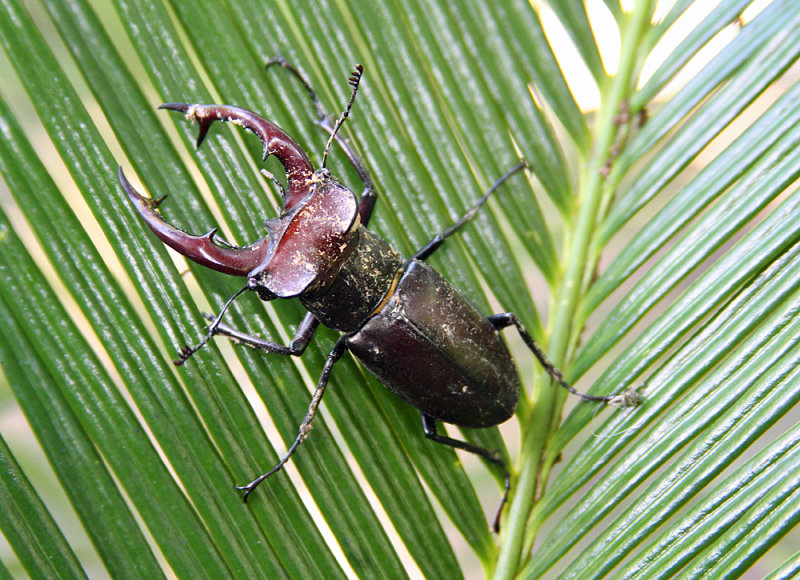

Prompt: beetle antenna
xmin=321 ymin=64 xmax=363 ymax=169
xmin=175 ymin=285 xmax=249 ymax=365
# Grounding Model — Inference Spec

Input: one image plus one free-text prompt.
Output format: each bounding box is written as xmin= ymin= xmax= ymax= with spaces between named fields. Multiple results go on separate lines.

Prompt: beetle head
xmin=245 ymin=169 xmax=360 ymax=298
xmin=120 ymin=104 xmax=359 ymax=300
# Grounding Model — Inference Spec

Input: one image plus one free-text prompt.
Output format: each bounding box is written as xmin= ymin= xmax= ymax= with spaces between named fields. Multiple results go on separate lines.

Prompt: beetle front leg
xmin=203 ymin=311 xmax=319 ymax=357
xmin=236 ymin=337 xmax=348 ymax=500
xmin=421 ymin=413 xmax=510 ymax=532
xmin=266 ymin=56 xmax=377 ymax=225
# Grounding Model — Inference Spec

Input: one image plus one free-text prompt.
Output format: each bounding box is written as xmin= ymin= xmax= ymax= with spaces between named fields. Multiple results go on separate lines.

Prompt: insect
xmin=118 ymin=59 xmax=637 ymax=530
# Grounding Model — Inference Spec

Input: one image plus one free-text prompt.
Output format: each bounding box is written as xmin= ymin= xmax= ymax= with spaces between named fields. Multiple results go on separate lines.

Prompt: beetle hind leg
xmin=488 ymin=313 xmax=639 ymax=406
xmin=421 ymin=413 xmax=510 ymax=532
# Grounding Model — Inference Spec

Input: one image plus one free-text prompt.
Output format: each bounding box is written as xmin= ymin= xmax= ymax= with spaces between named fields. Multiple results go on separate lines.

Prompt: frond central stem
xmin=493 ymin=2 xmax=656 ymax=577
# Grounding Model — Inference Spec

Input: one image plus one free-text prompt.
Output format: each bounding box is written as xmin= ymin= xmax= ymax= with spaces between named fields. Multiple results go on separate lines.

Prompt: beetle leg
xmin=487 ymin=313 xmax=640 ymax=406
xmin=412 ymin=163 xmax=527 ymax=261
xmin=236 ymin=337 xmax=348 ymax=500
xmin=421 ymin=413 xmax=510 ymax=532
xmin=201 ymin=310 xmax=319 ymax=357
xmin=266 ymin=56 xmax=377 ymax=226
xmin=174 ymin=286 xmax=250 ymax=364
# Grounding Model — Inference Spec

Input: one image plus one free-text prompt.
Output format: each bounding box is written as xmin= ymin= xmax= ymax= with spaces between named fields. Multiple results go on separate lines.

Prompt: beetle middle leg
xmin=235 ymin=337 xmax=349 ymax=500
xmin=411 ymin=162 xmax=527 ymax=261
xmin=421 ymin=413 xmax=510 ymax=532
xmin=408 ymin=167 xmax=637 ymax=403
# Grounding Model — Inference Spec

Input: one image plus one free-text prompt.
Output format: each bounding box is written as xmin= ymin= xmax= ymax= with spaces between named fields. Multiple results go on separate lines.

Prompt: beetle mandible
xmin=118 ymin=59 xmax=637 ymax=531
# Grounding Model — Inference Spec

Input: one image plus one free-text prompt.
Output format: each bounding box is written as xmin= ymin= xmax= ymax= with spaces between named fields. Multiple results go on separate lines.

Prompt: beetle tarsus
xmin=235 ymin=338 xmax=347 ymax=501
xmin=487 ymin=312 xmax=639 ymax=406
xmin=606 ymin=388 xmax=641 ymax=407
xmin=174 ymin=286 xmax=250 ymax=365
xmin=265 ymin=55 xmax=326 ymax=122
xmin=493 ymin=463 xmax=511 ymax=533
xmin=234 ymin=426 xmax=305 ymax=500
xmin=234 ymin=455 xmax=288 ymax=502
xmin=412 ymin=162 xmax=527 ymax=261
xmin=174 ymin=345 xmax=199 ymax=366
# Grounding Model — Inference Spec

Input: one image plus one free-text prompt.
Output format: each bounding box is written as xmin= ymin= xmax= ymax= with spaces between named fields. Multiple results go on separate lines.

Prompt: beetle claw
xmin=606 ymin=388 xmax=641 ymax=408
xmin=234 ymin=483 xmax=255 ymax=503
xmin=264 ymin=54 xmax=288 ymax=70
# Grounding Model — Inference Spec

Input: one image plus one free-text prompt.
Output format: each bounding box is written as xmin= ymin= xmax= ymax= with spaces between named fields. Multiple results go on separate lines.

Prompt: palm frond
xmin=1 ymin=1 xmax=798 ymax=578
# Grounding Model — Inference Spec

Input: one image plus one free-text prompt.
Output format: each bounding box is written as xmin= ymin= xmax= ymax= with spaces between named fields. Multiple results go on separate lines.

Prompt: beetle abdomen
xmin=346 ymin=260 xmax=519 ymax=428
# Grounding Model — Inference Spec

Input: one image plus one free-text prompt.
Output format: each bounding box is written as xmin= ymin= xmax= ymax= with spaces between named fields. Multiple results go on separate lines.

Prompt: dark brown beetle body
xmin=119 ymin=62 xmax=635 ymax=531
xmin=298 ymin=227 xmax=401 ymax=331
xmin=292 ymin=212 xmax=519 ymax=428
xmin=346 ymin=259 xmax=518 ymax=428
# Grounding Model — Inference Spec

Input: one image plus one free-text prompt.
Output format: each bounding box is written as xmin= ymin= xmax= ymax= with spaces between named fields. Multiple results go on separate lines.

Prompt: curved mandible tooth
xmin=160 ymin=103 xmax=215 ymax=148
xmin=118 ymin=167 xmax=269 ymax=276
xmin=159 ymin=103 xmax=314 ymax=212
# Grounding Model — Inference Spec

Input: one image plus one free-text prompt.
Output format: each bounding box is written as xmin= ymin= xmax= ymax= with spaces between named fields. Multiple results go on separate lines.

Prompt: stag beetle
xmin=118 ymin=59 xmax=637 ymax=531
